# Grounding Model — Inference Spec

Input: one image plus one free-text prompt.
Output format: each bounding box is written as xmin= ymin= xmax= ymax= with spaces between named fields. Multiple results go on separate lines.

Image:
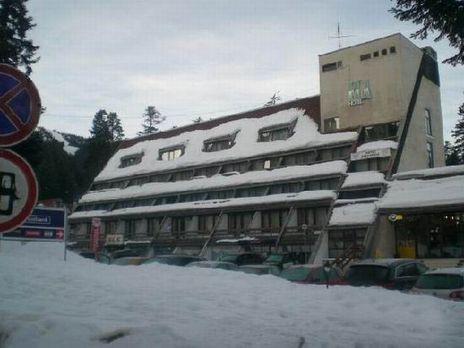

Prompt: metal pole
xmin=64 ymin=207 xmax=67 ymax=262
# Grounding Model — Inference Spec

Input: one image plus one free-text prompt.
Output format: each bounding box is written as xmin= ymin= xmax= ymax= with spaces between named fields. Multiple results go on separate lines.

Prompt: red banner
xmin=90 ymin=218 xmax=101 ymax=253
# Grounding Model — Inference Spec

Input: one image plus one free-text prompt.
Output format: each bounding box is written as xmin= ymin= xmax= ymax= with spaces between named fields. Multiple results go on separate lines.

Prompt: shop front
xmin=393 ymin=211 xmax=464 ymax=259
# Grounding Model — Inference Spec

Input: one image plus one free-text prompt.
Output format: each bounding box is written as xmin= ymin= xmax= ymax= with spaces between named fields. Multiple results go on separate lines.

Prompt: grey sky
xmin=28 ymin=0 xmax=463 ymax=141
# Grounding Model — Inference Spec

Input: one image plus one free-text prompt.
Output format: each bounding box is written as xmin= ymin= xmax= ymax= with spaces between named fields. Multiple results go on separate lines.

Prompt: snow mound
xmin=1 ymin=241 xmax=463 ymax=348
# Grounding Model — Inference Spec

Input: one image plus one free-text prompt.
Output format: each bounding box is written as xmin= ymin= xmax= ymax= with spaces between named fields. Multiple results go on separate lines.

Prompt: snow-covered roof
xmin=80 ymin=161 xmax=347 ymax=204
xmin=378 ymin=175 xmax=464 ymax=210
xmin=393 ymin=165 xmax=464 ymax=180
xmin=69 ymin=190 xmax=337 ymax=220
xmin=329 ymin=203 xmax=377 ymax=226
xmin=95 ymin=109 xmax=357 ymax=182
xmin=341 ymin=171 xmax=385 ymax=189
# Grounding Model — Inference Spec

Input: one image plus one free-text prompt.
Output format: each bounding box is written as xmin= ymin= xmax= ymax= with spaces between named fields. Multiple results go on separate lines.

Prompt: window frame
xmin=159 ymin=145 xmax=185 ymax=161
xmin=119 ymin=152 xmax=144 ymax=168
xmin=425 ymin=109 xmax=433 ymax=136
xmin=258 ymin=119 xmax=297 ymax=142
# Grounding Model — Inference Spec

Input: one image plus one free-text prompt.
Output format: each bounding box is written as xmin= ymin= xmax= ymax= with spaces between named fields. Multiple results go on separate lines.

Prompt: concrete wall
xmin=369 ymin=216 xmax=396 ymax=258
xmin=398 ymin=77 xmax=445 ymax=171
xmin=320 ymin=34 xmax=411 ymax=130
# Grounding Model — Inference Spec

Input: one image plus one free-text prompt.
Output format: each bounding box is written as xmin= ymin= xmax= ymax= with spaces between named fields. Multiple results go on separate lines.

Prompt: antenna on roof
xmin=329 ymin=21 xmax=355 ymax=48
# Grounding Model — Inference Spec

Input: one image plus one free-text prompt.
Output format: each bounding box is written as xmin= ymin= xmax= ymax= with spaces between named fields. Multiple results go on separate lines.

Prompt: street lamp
xmin=323 ymin=260 xmax=332 ymax=289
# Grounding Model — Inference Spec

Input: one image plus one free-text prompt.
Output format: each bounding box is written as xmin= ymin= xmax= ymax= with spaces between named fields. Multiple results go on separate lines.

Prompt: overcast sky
xmin=28 ymin=0 xmax=463 ymax=141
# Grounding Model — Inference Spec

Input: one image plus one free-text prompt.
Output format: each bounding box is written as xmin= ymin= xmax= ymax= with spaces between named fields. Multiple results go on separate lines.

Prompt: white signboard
xmin=351 ymin=148 xmax=391 ymax=161
xmin=105 ymin=234 xmax=124 ymax=245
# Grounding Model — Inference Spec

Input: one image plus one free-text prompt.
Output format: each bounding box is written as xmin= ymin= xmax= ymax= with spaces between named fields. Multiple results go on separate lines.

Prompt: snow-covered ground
xmin=1 ymin=242 xmax=463 ymax=348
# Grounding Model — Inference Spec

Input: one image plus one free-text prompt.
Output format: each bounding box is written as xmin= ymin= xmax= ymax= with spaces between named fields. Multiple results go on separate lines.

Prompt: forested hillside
xmin=12 ymin=127 xmax=119 ymax=204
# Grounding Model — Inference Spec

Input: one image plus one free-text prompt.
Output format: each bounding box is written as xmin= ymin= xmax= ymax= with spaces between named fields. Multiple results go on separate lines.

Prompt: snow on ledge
xmin=393 ymin=165 xmax=464 ymax=180
xmin=80 ymin=161 xmax=347 ymax=204
xmin=216 ymin=236 xmax=257 ymax=244
xmin=356 ymin=140 xmax=398 ymax=152
xmin=341 ymin=171 xmax=385 ymax=189
xmin=378 ymin=175 xmax=464 ymax=210
xmin=69 ymin=191 xmax=337 ymax=220
xmin=329 ymin=203 xmax=377 ymax=226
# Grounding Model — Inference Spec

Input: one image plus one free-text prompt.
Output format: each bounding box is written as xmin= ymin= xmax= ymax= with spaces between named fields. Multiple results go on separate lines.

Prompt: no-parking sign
xmin=0 ymin=149 xmax=38 ymax=233
xmin=0 ymin=64 xmax=41 ymax=147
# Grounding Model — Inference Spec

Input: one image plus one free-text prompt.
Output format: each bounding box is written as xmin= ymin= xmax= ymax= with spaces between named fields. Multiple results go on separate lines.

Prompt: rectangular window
xmin=147 ymin=218 xmax=161 ymax=237
xmin=322 ymin=62 xmax=337 ymax=72
xmin=258 ymin=120 xmax=296 ymax=142
xmin=425 ymin=109 xmax=432 ymax=136
xmin=261 ymin=210 xmax=287 ymax=232
xmin=159 ymin=146 xmax=184 ymax=161
xmin=360 ymin=53 xmax=371 ymax=61
xmin=105 ymin=220 xmax=118 ymax=235
xmin=324 ymin=117 xmax=340 ymax=132
xmin=328 ymin=229 xmax=366 ymax=258
xmin=125 ymin=219 xmax=137 ymax=240
xmin=373 ymin=51 xmax=379 ymax=57
xmin=171 ymin=217 xmax=186 ymax=237
xmin=389 ymin=46 xmax=396 ymax=54
xmin=198 ymin=215 xmax=218 ymax=234
xmin=228 ymin=212 xmax=253 ymax=234
xmin=203 ymin=133 xmax=237 ymax=152
xmin=426 ymin=141 xmax=434 ymax=168
xmin=120 ymin=153 xmax=143 ymax=168
xmin=381 ymin=48 xmax=387 ymax=55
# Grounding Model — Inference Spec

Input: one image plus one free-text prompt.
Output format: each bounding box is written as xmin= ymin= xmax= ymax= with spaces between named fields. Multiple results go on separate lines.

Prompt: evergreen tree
xmin=90 ymin=109 xmax=109 ymax=139
xmin=138 ymin=106 xmax=165 ymax=136
xmin=451 ymin=102 xmax=464 ymax=163
xmin=444 ymin=141 xmax=461 ymax=165
xmin=390 ymin=0 xmax=464 ymax=66
xmin=107 ymin=112 xmax=125 ymax=141
xmin=0 ymin=0 xmax=39 ymax=75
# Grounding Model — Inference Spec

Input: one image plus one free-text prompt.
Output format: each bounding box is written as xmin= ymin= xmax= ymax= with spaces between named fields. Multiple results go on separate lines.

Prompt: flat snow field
xmin=0 ymin=242 xmax=463 ymax=348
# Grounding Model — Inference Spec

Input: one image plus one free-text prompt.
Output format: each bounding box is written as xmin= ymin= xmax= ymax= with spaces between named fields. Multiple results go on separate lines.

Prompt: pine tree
xmin=138 ymin=106 xmax=165 ymax=136
xmin=107 ymin=112 xmax=125 ymax=141
xmin=390 ymin=0 xmax=464 ymax=66
xmin=451 ymin=102 xmax=464 ymax=163
xmin=444 ymin=141 xmax=460 ymax=165
xmin=90 ymin=109 xmax=109 ymax=139
xmin=0 ymin=0 xmax=39 ymax=75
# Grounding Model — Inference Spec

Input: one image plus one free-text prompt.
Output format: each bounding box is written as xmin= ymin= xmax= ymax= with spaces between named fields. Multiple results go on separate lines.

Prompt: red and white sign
xmin=0 ymin=149 xmax=38 ymax=233
xmin=90 ymin=217 xmax=101 ymax=252
xmin=0 ymin=64 xmax=41 ymax=146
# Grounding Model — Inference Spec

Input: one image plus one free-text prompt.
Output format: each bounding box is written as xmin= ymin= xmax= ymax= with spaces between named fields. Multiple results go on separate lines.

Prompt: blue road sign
xmin=0 ymin=64 xmax=41 ymax=146
xmin=3 ymin=207 xmax=65 ymax=241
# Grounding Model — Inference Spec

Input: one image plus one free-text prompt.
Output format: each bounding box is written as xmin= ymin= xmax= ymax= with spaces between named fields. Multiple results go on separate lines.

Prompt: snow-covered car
xmin=345 ymin=259 xmax=428 ymax=290
xmin=263 ymin=253 xmax=295 ymax=270
xmin=218 ymin=252 xmax=264 ymax=266
xmin=411 ymin=268 xmax=464 ymax=301
xmin=186 ymin=261 xmax=238 ymax=271
xmin=143 ymin=254 xmax=205 ymax=266
xmin=238 ymin=264 xmax=281 ymax=276
xmin=279 ymin=264 xmax=345 ymax=285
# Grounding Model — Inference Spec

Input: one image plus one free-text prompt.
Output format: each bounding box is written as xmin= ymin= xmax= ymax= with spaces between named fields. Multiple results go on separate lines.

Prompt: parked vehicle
xmin=279 ymin=264 xmax=345 ymax=285
xmin=218 ymin=252 xmax=264 ymax=266
xmin=143 ymin=255 xmax=205 ymax=266
xmin=263 ymin=253 xmax=294 ymax=270
xmin=411 ymin=268 xmax=464 ymax=301
xmin=238 ymin=264 xmax=281 ymax=276
xmin=187 ymin=261 xmax=238 ymax=271
xmin=111 ymin=256 xmax=149 ymax=266
xmin=345 ymin=259 xmax=428 ymax=290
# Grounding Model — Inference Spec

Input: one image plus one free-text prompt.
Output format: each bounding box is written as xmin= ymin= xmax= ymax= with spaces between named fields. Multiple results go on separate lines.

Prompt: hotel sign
xmin=351 ymin=148 xmax=391 ymax=161
xmin=348 ymin=80 xmax=371 ymax=106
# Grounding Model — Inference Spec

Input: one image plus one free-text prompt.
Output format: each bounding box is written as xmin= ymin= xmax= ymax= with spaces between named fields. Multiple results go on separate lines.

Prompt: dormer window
xmin=258 ymin=119 xmax=297 ymax=142
xmin=120 ymin=153 xmax=143 ymax=168
xmin=159 ymin=145 xmax=184 ymax=161
xmin=203 ymin=131 xmax=239 ymax=152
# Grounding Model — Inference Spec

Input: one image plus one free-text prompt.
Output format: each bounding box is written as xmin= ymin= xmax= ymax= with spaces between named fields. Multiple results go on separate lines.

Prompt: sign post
xmin=90 ymin=218 xmax=101 ymax=255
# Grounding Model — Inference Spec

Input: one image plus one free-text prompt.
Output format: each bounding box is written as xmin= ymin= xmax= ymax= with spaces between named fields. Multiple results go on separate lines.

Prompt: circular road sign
xmin=0 ymin=64 xmax=41 ymax=146
xmin=0 ymin=149 xmax=38 ymax=233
